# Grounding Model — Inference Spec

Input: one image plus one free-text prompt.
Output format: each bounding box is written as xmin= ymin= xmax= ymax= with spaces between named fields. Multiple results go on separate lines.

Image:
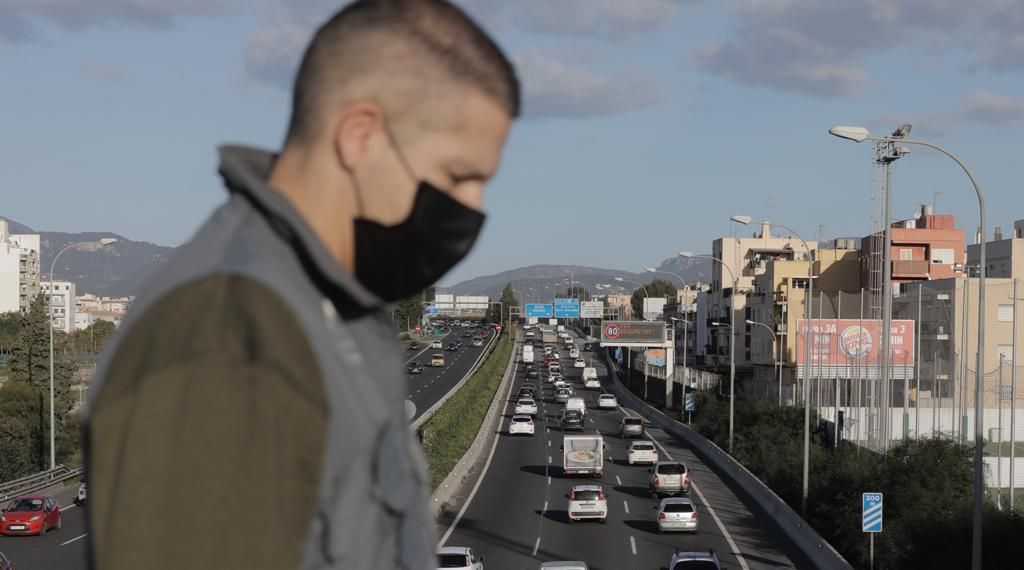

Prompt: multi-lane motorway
xmin=0 ymin=323 xmax=493 ymax=570
xmin=439 ymin=328 xmax=808 ymax=569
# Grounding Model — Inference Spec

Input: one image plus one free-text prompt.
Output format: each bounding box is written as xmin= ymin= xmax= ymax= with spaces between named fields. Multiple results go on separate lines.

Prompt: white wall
xmin=42 ymin=281 xmax=77 ymax=333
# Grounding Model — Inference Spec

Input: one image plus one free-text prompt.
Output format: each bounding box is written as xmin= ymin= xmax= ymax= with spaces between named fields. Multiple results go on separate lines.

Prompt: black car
xmin=462 ymin=332 xmax=472 ymax=338
xmin=406 ymin=341 xmax=420 ymax=350
xmin=583 ymin=343 xmax=593 ymax=351
xmin=560 ymin=410 xmax=585 ymax=431
xmin=407 ymin=362 xmax=424 ymax=374
xmin=446 ymin=343 xmax=459 ymax=352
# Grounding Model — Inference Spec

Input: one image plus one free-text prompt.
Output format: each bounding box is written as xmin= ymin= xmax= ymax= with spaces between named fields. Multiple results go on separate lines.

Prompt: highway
xmin=439 ymin=327 xmax=807 ymax=569
xmin=0 ymin=323 xmax=493 ymax=570
xmin=405 ymin=323 xmax=498 ymax=423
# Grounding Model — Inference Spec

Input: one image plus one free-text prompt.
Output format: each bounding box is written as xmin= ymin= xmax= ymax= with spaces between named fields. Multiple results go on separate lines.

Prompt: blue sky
xmin=3 ymin=0 xmax=1023 ymax=286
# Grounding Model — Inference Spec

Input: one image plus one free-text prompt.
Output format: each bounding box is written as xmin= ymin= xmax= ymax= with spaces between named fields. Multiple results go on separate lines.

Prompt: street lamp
xmin=730 ymin=216 xmax=814 ymax=517
xmin=681 ymin=251 xmax=739 ymax=454
xmin=647 ymin=267 xmax=692 ymax=387
xmin=748 ymin=319 xmax=783 ymax=406
xmin=48 ymin=237 xmax=118 ymax=469
xmin=829 ymin=124 xmax=987 ymax=569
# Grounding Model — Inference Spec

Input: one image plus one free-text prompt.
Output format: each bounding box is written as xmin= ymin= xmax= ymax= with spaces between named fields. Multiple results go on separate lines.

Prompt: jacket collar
xmin=217 ymin=144 xmax=386 ymax=314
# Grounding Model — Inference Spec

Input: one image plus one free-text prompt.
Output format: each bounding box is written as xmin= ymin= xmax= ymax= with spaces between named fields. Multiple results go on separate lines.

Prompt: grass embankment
xmin=419 ymin=332 xmax=513 ymax=491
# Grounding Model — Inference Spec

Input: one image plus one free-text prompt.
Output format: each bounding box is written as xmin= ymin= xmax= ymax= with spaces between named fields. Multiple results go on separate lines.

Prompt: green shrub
xmin=419 ymin=333 xmax=512 ymax=490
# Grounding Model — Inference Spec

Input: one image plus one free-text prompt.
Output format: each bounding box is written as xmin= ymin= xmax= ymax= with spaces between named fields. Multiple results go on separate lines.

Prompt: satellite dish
xmin=913 ymin=211 xmax=922 ymax=220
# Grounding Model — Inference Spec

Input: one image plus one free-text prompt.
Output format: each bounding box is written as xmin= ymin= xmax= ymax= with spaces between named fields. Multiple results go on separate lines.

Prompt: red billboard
xmin=795 ymin=318 xmax=915 ymax=369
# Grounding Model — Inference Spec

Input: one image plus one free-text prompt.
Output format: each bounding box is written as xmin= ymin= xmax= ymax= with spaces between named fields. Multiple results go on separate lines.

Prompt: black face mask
xmin=353 ymin=181 xmax=486 ymax=302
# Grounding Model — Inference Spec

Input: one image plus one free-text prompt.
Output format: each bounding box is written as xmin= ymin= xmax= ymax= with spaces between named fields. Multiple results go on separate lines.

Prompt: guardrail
xmin=411 ymin=329 xmax=501 ymax=431
xmin=601 ymin=349 xmax=853 ymax=570
xmin=0 ymin=465 xmax=83 ymax=501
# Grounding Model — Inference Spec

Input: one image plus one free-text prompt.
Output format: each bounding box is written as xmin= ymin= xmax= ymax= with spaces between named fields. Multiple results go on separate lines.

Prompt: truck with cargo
xmin=562 ymin=434 xmax=606 ymax=477
xmin=522 ymin=344 xmax=534 ymax=364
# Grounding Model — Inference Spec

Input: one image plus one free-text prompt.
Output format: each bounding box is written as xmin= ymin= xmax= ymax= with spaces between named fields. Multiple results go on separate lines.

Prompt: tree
xmin=65 ymin=319 xmax=117 ymax=355
xmin=393 ymin=287 xmax=435 ymax=332
xmin=0 ymin=381 xmax=47 ymax=473
xmin=0 ymin=311 xmax=21 ymax=355
xmin=490 ymin=283 xmax=519 ymax=324
xmin=630 ymin=279 xmax=677 ymax=320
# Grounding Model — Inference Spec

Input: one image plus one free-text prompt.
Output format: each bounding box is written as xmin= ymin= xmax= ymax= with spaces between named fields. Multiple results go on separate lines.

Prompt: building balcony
xmin=892 ymin=260 xmax=931 ymax=278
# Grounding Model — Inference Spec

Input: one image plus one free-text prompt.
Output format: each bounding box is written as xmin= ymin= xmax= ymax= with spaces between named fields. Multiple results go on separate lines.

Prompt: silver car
xmin=656 ymin=497 xmax=698 ymax=533
xmin=539 ymin=563 xmax=589 ymax=570
xmin=668 ymin=549 xmax=720 ymax=570
xmin=554 ymin=387 xmax=571 ymax=403
xmin=649 ymin=461 xmax=690 ymax=496
xmin=619 ymin=417 xmax=645 ymax=438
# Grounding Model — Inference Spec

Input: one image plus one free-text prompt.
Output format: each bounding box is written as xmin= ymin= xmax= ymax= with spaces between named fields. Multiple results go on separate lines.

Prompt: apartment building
xmin=701 ymin=221 xmax=818 ymax=368
xmin=966 ymin=219 xmax=1024 ymax=278
xmin=860 ymin=204 xmax=965 ymax=288
xmin=745 ymin=248 xmax=863 ymax=388
xmin=41 ymin=281 xmax=77 ymax=333
xmin=0 ymin=219 xmax=41 ymax=314
xmin=76 ymin=293 xmax=134 ymax=316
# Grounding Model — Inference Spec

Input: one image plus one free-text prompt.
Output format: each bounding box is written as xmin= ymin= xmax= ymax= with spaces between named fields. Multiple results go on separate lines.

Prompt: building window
xmin=931 ymin=248 xmax=955 ymax=265
xmin=900 ymin=249 xmax=913 ymax=261
xmin=997 ymin=345 xmax=1014 ymax=363
xmin=997 ymin=304 xmax=1013 ymax=322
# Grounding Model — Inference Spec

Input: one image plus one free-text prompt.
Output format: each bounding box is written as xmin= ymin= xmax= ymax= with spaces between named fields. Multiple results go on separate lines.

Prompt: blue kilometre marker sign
xmin=862 ymin=492 xmax=883 ymax=533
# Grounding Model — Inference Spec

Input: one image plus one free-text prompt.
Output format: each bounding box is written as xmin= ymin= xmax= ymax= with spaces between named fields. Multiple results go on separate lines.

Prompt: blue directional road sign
xmin=525 ymin=303 xmax=554 ymax=318
xmin=554 ymin=298 xmax=581 ymax=318
xmin=862 ymin=492 xmax=883 ymax=533
xmin=684 ymin=392 xmax=695 ymax=412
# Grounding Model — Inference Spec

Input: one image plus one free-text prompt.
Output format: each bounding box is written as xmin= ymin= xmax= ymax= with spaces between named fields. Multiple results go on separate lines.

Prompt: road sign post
xmin=863 ymin=492 xmax=883 ymax=569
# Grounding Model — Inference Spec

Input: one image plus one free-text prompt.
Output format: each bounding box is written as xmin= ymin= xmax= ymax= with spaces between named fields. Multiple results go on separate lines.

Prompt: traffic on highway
xmin=436 ymin=326 xmax=806 ymax=569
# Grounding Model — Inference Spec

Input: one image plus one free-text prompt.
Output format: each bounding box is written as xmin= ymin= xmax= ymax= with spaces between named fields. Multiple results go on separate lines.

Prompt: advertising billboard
xmin=600 ymin=321 xmax=667 ymax=347
xmin=646 ymin=348 xmax=667 ymax=367
xmin=554 ymin=297 xmax=581 ymax=318
xmin=580 ymin=301 xmax=604 ymax=319
xmin=795 ymin=319 xmax=915 ymax=379
xmin=642 ymin=297 xmax=668 ymax=321
xmin=525 ymin=303 xmax=554 ymax=318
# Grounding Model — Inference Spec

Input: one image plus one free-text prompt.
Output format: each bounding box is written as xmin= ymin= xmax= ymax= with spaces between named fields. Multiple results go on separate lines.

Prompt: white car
xmin=567 ymin=484 xmax=608 ymax=523
xmin=509 ymin=414 xmax=535 ymax=435
xmin=553 ymin=379 xmax=569 ymax=390
xmin=656 ymin=497 xmax=699 ymax=534
xmin=436 ymin=546 xmax=485 ymax=569
xmin=515 ymin=398 xmax=538 ymax=416
xmin=431 ymin=340 xmax=443 ymax=349
xmin=549 ymin=363 xmax=561 ymax=372
xmin=597 ymin=394 xmax=618 ymax=409
xmin=569 ymin=348 xmax=580 ymax=359
xmin=627 ymin=440 xmax=659 ymax=465
xmin=574 ymin=358 xmax=585 ymax=368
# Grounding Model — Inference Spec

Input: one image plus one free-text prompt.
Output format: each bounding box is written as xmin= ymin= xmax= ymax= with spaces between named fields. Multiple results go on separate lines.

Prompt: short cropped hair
xmin=285 ymin=0 xmax=520 ymax=145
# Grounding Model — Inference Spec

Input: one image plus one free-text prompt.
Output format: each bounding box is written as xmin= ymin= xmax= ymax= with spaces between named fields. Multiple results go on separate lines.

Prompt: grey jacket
xmin=85 ymin=145 xmax=435 ymax=569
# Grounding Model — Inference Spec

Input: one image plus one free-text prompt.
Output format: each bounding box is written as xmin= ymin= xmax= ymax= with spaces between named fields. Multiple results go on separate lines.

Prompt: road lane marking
xmin=548 ymin=455 xmax=552 ymax=463
xmin=61 ymin=504 xmax=76 ymax=511
xmin=61 ymin=533 xmax=87 ymax=546
xmin=547 ymin=476 xmax=551 ymax=486
xmin=616 ymin=475 xmax=622 ymax=486
xmin=647 ymin=429 xmax=750 ymax=570
xmin=532 ymin=536 xmax=541 ymax=556
xmin=629 ymin=536 xmax=637 ymax=555
xmin=542 ymin=500 xmax=548 ymax=513
xmin=623 ymin=500 xmax=630 ymax=514
xmin=548 ymin=440 xmax=551 ymax=447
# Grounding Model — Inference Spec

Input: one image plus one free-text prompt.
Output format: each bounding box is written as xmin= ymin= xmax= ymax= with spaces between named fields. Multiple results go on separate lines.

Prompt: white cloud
xmin=514 ymin=51 xmax=661 ymax=119
xmin=0 ymin=0 xmax=239 ymax=41
xmin=693 ymin=0 xmax=1024 ymax=97
xmin=961 ymin=90 xmax=1024 ymax=124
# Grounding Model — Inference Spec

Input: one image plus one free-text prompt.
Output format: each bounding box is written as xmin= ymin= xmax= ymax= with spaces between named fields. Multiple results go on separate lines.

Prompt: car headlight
xmin=30 ymin=515 xmax=41 ymax=522
xmin=0 ymin=515 xmax=6 ymax=522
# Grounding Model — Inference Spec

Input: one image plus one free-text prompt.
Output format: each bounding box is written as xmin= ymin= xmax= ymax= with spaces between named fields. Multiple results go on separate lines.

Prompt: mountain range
xmin=2 ymin=217 xmax=711 ymax=299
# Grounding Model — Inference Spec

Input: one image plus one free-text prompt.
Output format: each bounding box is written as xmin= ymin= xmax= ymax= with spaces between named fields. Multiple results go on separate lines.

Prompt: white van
xmin=582 ymin=367 xmax=600 ymax=389
xmin=565 ymin=396 xmax=586 ymax=417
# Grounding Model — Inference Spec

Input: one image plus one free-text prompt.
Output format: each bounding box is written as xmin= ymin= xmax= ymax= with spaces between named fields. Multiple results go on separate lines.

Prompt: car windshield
xmin=664 ymin=502 xmax=694 ymax=512
xmin=512 ymin=416 xmax=531 ymax=422
xmin=658 ymin=463 xmax=687 ymax=475
xmin=624 ymin=419 xmax=643 ymax=426
xmin=572 ymin=490 xmax=600 ymax=501
xmin=5 ymin=498 xmax=43 ymax=512
xmin=672 ymin=562 xmax=718 ymax=570
xmin=518 ymin=399 xmax=535 ymax=406
xmin=600 ymin=395 xmax=614 ymax=400
xmin=438 ymin=554 xmax=471 ymax=567
xmin=632 ymin=443 xmax=654 ymax=451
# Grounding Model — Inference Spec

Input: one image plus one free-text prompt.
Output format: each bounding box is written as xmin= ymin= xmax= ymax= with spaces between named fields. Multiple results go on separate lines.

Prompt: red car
xmin=0 ymin=495 xmax=61 ymax=536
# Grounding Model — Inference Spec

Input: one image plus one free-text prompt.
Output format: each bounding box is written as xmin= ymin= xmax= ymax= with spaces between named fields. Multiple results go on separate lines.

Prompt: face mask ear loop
xmin=349 ymin=174 xmax=367 ymax=219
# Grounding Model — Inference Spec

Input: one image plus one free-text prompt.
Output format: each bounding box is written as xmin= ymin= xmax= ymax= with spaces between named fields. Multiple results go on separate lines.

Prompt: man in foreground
xmin=85 ymin=1 xmax=519 ymax=568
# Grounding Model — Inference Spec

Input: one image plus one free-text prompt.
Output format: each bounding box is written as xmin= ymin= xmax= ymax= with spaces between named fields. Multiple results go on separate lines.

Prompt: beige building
xmin=76 ymin=293 xmax=134 ymax=316
xmin=603 ymin=293 xmax=634 ymax=320
xmin=746 ymin=248 xmax=862 ymax=390
xmin=701 ymin=221 xmax=817 ymax=368
xmin=967 ymin=219 xmax=1024 ymax=279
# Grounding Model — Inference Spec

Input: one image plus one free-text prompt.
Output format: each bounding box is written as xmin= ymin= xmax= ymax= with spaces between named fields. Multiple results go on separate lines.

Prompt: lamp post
xmin=681 ymin=251 xmax=739 ymax=454
xmin=615 ymin=277 xmax=650 ymax=396
xmin=729 ymin=215 xmax=814 ymax=517
xmin=747 ymin=319 xmax=782 ymax=405
xmin=48 ymin=238 xmax=118 ymax=469
xmin=828 ymin=124 xmax=987 ymax=570
xmin=648 ymin=267 xmax=692 ymax=387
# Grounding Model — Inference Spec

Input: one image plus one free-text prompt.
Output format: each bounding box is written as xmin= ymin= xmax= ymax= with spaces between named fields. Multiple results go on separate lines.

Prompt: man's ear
xmin=333 ymin=101 xmax=385 ymax=173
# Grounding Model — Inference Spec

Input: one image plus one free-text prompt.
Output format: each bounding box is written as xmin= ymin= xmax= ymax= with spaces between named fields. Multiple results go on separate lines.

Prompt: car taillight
xmin=683 ymin=474 xmax=690 ymax=485
xmin=652 ymin=475 xmax=659 ymax=485
xmin=658 ymin=512 xmax=666 ymax=520
xmin=598 ymin=492 xmax=605 ymax=500
xmin=691 ymin=512 xmax=698 ymax=520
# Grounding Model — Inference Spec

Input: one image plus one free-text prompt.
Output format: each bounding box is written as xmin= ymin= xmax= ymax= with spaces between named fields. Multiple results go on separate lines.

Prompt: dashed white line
xmin=547 ymin=455 xmax=552 ymax=463
xmin=542 ymin=500 xmax=548 ymax=513
xmin=547 ymin=476 xmax=551 ymax=486
xmin=629 ymin=535 xmax=637 ymax=555
xmin=623 ymin=500 xmax=630 ymax=514
xmin=547 ymin=440 xmax=551 ymax=448
xmin=615 ymin=475 xmax=623 ymax=486
xmin=60 ymin=504 xmax=76 ymax=511
xmin=532 ymin=536 xmax=541 ymax=556
xmin=61 ymin=533 xmax=87 ymax=546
